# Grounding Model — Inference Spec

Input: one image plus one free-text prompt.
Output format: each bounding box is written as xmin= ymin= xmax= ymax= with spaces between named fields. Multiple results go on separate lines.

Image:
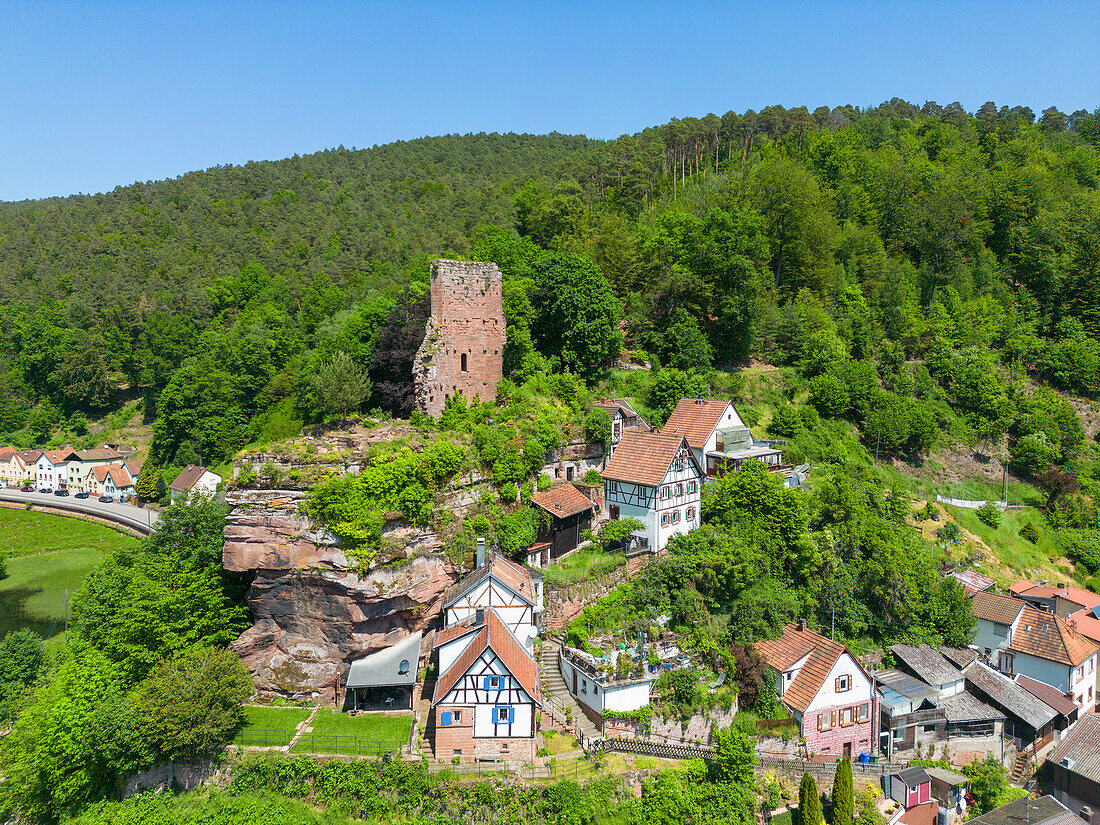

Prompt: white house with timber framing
xmin=600 ymin=430 xmax=703 ymax=553
xmin=441 ymin=547 xmax=543 ymax=652
xmin=431 ymin=607 xmax=540 ymax=763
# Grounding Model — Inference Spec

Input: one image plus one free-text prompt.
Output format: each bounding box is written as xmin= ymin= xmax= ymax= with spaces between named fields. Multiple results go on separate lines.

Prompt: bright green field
xmin=0 ymin=508 xmax=138 ymax=642
xmin=291 ymin=710 xmax=413 ymax=754
xmin=235 ymin=705 xmax=313 ymax=747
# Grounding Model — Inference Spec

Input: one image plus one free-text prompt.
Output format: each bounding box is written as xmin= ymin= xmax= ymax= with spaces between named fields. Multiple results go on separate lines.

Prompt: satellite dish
xmin=399 ymin=659 xmax=410 ymax=675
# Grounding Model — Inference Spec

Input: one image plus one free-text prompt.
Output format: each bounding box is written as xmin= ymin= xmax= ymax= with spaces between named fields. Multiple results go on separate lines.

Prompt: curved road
xmin=0 ymin=489 xmax=160 ymax=535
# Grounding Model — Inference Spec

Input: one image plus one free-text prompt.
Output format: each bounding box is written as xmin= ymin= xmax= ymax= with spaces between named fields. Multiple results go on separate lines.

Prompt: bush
xmin=976 ymin=502 xmax=1002 ymax=528
xmin=770 ymin=405 xmax=804 ymax=436
xmin=936 ymin=522 xmax=960 ymax=542
xmin=537 ymin=473 xmax=552 ymax=492
xmin=1019 ymin=522 xmax=1040 ymax=544
xmin=1010 ymin=433 xmax=1056 ymax=475
xmin=808 ymin=374 xmax=850 ymax=417
xmin=499 ymin=482 xmax=518 ymax=503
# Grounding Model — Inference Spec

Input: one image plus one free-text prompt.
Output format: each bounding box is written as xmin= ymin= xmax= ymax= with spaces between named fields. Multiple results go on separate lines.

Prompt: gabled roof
xmin=595 ymin=398 xmax=647 ymax=423
xmin=662 ymin=398 xmax=739 ymax=450
xmin=941 ymin=646 xmax=979 ymax=669
xmin=1046 ymin=713 xmax=1100 ymax=784
xmin=1069 ymin=610 xmax=1100 ymax=645
xmin=891 ymin=644 xmax=964 ymax=687
xmin=890 ymin=767 xmax=931 ymax=786
xmin=15 ymin=449 xmax=42 ymax=463
xmin=432 ymin=617 xmax=480 ymax=649
xmin=756 ymin=622 xmax=869 ymax=714
xmin=43 ymin=447 xmax=78 ymax=465
xmin=1009 ymin=580 xmax=1100 ymax=612
xmin=431 ymin=609 xmax=539 ymax=706
xmin=1014 ymin=674 xmax=1078 ymax=717
xmin=968 ymin=796 xmax=1078 ymax=825
xmin=949 ymin=569 xmax=996 ymax=595
xmin=91 ymin=463 xmax=133 ymax=488
xmin=936 ymin=691 xmax=1005 ymax=723
xmin=169 ymin=464 xmax=210 ymax=492
xmin=972 ymin=591 xmax=1024 ymax=625
xmin=124 ymin=457 xmax=145 ymax=477
xmin=74 ymin=448 xmax=122 ymax=462
xmin=443 ymin=553 xmax=537 ymax=608
xmin=1009 ymin=603 xmax=1098 ymax=667
xmin=530 ymin=483 xmax=597 ymax=520
xmin=964 ymin=661 xmax=1058 ymax=730
xmin=601 ymin=430 xmax=701 ymax=488
xmin=346 ymin=631 xmax=422 ymax=688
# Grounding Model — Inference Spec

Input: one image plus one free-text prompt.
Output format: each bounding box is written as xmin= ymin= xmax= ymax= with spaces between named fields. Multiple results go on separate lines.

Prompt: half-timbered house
xmin=663 ymin=397 xmax=787 ymax=480
xmin=431 ymin=608 xmax=540 ymax=763
xmin=599 ymin=430 xmax=703 ymax=553
xmin=442 ymin=551 xmax=543 ymax=652
xmin=594 ymin=398 xmax=650 ymax=459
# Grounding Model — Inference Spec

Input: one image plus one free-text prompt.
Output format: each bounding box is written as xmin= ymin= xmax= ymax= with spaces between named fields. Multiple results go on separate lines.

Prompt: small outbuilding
xmin=343 ymin=631 xmax=422 ymax=711
xmin=529 ymin=483 xmax=598 ymax=561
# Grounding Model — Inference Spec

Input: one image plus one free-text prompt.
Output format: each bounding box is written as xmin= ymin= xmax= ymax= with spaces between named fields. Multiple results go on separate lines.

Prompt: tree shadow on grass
xmin=0 ymin=586 xmax=62 ymax=640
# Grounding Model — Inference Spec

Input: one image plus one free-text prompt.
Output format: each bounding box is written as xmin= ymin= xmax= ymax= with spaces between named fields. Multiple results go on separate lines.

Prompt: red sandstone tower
xmin=413 ymin=260 xmax=506 ymax=417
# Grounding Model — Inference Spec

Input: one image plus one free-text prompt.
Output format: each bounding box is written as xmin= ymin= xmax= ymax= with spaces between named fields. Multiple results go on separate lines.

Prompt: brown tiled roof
xmin=601 ymin=431 xmax=698 ymax=487
xmin=756 ymin=622 xmax=859 ymax=714
xmin=125 ymin=457 xmax=144 ymax=477
xmin=1046 ymin=713 xmax=1100 ymax=784
xmin=530 ymin=483 xmax=596 ymax=520
xmin=1009 ymin=603 xmax=1098 ymax=666
xmin=432 ymin=617 xmax=479 ymax=649
xmin=0 ymin=447 xmax=14 ymax=461
xmin=662 ymin=398 xmax=738 ymax=449
xmin=92 ymin=463 xmax=132 ymax=486
xmin=1014 ymin=674 xmax=1078 ymax=717
xmin=972 ymin=591 xmax=1024 ymax=625
xmin=431 ymin=609 xmax=539 ymax=706
xmin=443 ymin=553 xmax=537 ymax=607
xmin=169 ymin=464 xmax=208 ymax=492
xmin=16 ymin=449 xmax=42 ymax=463
xmin=75 ymin=448 xmax=122 ymax=461
xmin=1009 ymin=580 xmax=1100 ymax=612
xmin=44 ymin=447 xmax=78 ymax=465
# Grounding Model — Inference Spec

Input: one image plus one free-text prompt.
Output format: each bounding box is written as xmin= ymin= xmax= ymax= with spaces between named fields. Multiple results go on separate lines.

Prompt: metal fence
xmin=428 ymin=758 xmax=600 ymax=781
xmin=233 ymin=729 xmax=408 ymax=756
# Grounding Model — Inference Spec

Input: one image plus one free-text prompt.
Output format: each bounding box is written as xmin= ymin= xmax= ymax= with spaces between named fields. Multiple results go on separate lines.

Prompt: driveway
xmin=0 ymin=488 xmax=160 ymax=534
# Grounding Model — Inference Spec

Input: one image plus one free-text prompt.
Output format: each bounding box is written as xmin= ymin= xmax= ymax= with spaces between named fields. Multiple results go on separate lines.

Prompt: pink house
xmin=889 ymin=767 xmax=933 ymax=807
xmin=756 ymin=621 xmax=881 ymax=757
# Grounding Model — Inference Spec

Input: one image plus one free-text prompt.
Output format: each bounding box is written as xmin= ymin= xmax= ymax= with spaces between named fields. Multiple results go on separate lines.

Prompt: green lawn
xmin=544 ymin=545 xmax=626 ymax=585
xmin=291 ymin=709 xmax=413 ymax=754
xmin=0 ymin=509 xmax=137 ymax=643
xmin=235 ymin=705 xmax=313 ymax=747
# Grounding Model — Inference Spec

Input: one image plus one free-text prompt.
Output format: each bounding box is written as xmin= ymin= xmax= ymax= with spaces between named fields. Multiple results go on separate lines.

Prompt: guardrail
xmin=0 ymin=490 xmax=159 ymax=536
xmin=233 ymin=729 xmax=409 ymax=756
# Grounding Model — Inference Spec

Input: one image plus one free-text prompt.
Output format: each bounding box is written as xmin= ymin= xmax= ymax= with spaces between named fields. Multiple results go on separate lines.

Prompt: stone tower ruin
xmin=413 ymin=260 xmax=506 ymax=417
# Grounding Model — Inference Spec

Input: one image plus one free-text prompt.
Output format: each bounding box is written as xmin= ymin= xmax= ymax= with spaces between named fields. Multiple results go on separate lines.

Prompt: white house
xmin=557 ymin=646 xmax=653 ymax=727
xmin=442 ymin=547 xmax=542 ymax=653
xmin=36 ymin=447 xmax=78 ymax=491
xmin=663 ymin=397 xmax=785 ymax=481
xmin=600 ymin=430 xmax=702 ymax=553
xmin=594 ymin=398 xmax=651 ymax=459
xmin=431 ymin=607 xmax=540 ymax=763
xmin=168 ymin=464 xmax=221 ymax=502
xmin=972 ymin=591 xmax=1099 ymax=712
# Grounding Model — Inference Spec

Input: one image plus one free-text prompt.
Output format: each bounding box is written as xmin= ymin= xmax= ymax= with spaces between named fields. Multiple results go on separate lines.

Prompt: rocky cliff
xmin=223 ymin=425 xmax=478 ymax=702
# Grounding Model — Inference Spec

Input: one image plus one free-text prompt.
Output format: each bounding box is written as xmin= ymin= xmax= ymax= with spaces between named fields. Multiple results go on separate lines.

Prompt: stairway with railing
xmin=540 ymin=639 xmax=600 ymax=746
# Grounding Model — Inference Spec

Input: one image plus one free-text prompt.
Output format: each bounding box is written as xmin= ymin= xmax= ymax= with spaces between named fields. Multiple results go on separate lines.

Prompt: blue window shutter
xmin=482 ymin=676 xmax=491 ymax=691
xmin=507 ymin=707 xmax=515 ymax=723
xmin=441 ymin=711 xmax=452 ymax=726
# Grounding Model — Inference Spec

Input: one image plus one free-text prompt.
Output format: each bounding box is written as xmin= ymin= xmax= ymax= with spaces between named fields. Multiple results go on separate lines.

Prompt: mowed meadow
xmin=0 ymin=507 xmax=138 ymax=644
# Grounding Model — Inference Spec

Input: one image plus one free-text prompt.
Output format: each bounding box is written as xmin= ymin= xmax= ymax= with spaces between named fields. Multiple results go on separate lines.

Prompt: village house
xmin=924 ymin=766 xmax=971 ymax=824
xmin=594 ymin=398 xmax=650 ymax=460
xmin=0 ymin=448 xmax=34 ymax=487
xmin=526 ymin=483 xmax=598 ymax=565
xmin=972 ymin=591 xmax=1099 ymax=712
xmin=600 ymin=430 xmax=703 ymax=553
xmin=756 ymin=620 xmax=879 ymax=758
xmin=343 ymin=631 xmax=422 ymax=711
xmin=66 ymin=448 xmax=124 ymax=494
xmin=1043 ymin=712 xmax=1100 ymax=817
xmin=84 ymin=463 xmax=135 ymax=499
xmin=431 ymin=607 xmax=540 ymax=763
xmin=168 ymin=464 xmax=222 ymax=502
xmin=886 ymin=767 xmax=938 ymax=825
xmin=1010 ymin=580 xmax=1100 ymax=619
xmin=963 ymin=660 xmax=1064 ymax=754
xmin=442 ymin=543 xmax=542 ymax=652
xmin=662 ymin=397 xmax=786 ymax=481
xmin=877 ymin=644 xmax=1004 ymax=758
xmin=557 ymin=645 xmax=655 ymax=730
xmin=36 ymin=447 xmax=78 ymax=490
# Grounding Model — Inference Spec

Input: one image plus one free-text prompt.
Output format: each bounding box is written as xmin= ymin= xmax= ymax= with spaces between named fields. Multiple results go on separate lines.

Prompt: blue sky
xmin=1 ymin=0 xmax=1097 ymax=201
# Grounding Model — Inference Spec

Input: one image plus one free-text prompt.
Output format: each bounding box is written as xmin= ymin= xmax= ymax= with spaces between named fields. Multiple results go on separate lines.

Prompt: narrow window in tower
xmin=461 ymin=353 xmax=468 ymax=373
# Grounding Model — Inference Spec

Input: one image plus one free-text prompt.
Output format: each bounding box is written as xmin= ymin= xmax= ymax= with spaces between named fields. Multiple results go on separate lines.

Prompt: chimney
xmin=1059 ymin=582 xmax=1067 ymax=590
xmin=476 ymin=537 xmax=486 ymax=569
xmin=799 ymin=618 xmax=808 ymax=632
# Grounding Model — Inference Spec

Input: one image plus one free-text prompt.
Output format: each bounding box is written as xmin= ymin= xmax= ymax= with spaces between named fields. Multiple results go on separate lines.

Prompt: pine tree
xmin=799 ymin=773 xmax=823 ymax=825
xmin=833 ymin=758 xmax=855 ymax=825
xmin=135 ymin=466 xmax=160 ymax=502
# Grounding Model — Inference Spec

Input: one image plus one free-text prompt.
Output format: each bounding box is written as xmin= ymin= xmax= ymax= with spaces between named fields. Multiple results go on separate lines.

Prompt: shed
xmin=530 ymin=483 xmax=597 ymax=560
xmin=344 ymin=631 xmax=422 ymax=711
xmin=888 ymin=767 xmax=933 ymax=809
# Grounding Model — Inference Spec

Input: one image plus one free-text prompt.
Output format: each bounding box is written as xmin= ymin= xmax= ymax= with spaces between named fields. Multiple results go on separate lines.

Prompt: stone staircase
xmin=1010 ymin=749 xmax=1032 ymax=784
xmin=540 ymin=639 xmax=600 ymax=743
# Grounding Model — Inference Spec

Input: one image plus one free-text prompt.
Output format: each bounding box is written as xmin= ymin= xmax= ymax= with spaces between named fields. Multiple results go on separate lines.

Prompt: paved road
xmin=0 ymin=488 xmax=160 ymax=534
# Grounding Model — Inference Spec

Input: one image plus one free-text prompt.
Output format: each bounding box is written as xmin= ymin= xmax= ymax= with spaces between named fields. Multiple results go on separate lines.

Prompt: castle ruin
xmin=413 ymin=260 xmax=506 ymax=417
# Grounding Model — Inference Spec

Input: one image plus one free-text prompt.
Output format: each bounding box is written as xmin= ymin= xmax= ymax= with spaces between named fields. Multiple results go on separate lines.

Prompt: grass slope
xmin=0 ymin=508 xmax=138 ymax=643
xmin=291 ymin=710 xmax=413 ymax=754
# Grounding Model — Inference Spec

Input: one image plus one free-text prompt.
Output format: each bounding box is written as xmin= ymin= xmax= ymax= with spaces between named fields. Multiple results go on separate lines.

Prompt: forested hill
xmin=1 ymin=100 xmax=1099 ymax=478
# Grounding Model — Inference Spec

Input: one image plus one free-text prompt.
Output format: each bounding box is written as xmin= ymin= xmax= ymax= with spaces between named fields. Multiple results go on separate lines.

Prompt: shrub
xmin=808 ymin=374 xmax=850 ymax=417
xmin=537 ymin=473 xmax=552 ymax=492
xmin=499 ymin=482 xmax=518 ymax=503
xmin=936 ymin=522 xmax=960 ymax=542
xmin=1018 ymin=522 xmax=1040 ymax=544
xmin=769 ymin=405 xmax=804 ymax=436
xmin=976 ymin=502 xmax=1001 ymax=528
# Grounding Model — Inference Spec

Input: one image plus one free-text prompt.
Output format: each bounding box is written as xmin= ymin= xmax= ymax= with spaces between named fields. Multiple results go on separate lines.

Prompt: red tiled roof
xmin=0 ymin=447 xmax=15 ymax=461
xmin=1009 ymin=603 xmax=1098 ymax=667
xmin=44 ymin=447 xmax=78 ymax=465
xmin=662 ymin=398 xmax=738 ymax=450
xmin=432 ymin=609 xmax=539 ymax=706
xmin=125 ymin=457 xmax=145 ymax=477
xmin=169 ymin=464 xmax=208 ymax=492
xmin=1013 ymin=674 xmax=1078 ymax=717
xmin=972 ymin=591 xmax=1024 ymax=625
xmin=443 ymin=552 xmax=537 ymax=607
xmin=432 ymin=617 xmax=479 ymax=649
xmin=601 ymin=430 xmax=698 ymax=487
xmin=756 ymin=622 xmax=859 ymax=714
xmin=1009 ymin=581 xmax=1100 ymax=612
xmin=1069 ymin=611 xmax=1100 ymax=645
xmin=530 ymin=483 xmax=596 ymax=520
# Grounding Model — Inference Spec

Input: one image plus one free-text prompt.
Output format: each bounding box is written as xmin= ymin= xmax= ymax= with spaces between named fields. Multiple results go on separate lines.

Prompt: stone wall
xmin=413 ymin=260 xmax=506 ymax=417
xmin=603 ymin=707 xmax=737 ymax=746
xmin=123 ymin=759 xmax=227 ymax=798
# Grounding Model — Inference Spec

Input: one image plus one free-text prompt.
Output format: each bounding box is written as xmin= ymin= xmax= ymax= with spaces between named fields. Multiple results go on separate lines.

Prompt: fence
xmin=233 ymin=729 xmax=409 ymax=756
xmin=601 ymin=737 xmax=713 ymax=760
xmin=935 ymin=495 xmax=1009 ymax=511
xmin=428 ymin=758 xmax=600 ymax=781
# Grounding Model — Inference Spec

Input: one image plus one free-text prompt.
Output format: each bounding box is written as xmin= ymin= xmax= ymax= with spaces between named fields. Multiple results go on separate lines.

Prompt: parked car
xmin=53 ymin=488 xmax=69 ymax=496
xmin=98 ymin=495 xmax=114 ymax=503
xmin=38 ymin=487 xmax=51 ymax=494
xmin=74 ymin=491 xmax=90 ymax=499
xmin=20 ymin=485 xmax=34 ymax=492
